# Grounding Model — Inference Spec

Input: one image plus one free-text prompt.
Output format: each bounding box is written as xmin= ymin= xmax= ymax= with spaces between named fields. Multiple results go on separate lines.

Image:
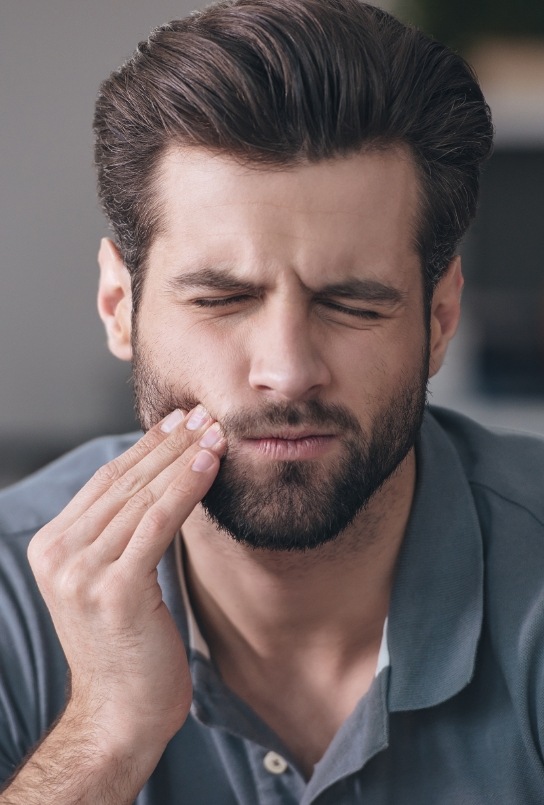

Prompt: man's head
xmin=94 ymin=0 xmax=492 ymax=551
xmin=94 ymin=0 xmax=492 ymax=311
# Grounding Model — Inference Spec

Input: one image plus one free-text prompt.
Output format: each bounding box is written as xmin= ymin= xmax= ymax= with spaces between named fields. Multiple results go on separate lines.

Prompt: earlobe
xmin=428 ymin=255 xmax=463 ymax=378
xmin=97 ymin=237 xmax=133 ymax=362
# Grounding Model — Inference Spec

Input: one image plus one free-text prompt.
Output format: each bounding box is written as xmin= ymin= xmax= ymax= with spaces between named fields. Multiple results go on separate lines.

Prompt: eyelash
xmin=193 ymin=295 xmax=251 ymax=308
xmin=319 ymin=300 xmax=381 ymax=320
xmin=192 ymin=295 xmax=381 ymax=320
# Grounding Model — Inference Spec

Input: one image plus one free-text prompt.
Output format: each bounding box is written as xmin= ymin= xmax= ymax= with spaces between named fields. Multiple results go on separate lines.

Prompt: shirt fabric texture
xmin=1 ymin=406 xmax=544 ymax=803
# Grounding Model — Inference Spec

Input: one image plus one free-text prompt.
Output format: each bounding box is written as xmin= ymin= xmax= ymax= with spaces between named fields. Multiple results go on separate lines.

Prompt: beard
xmin=132 ymin=333 xmax=428 ymax=552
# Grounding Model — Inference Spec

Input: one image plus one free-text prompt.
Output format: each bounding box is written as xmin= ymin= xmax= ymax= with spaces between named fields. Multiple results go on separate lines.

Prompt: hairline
xmin=133 ymin=138 xmax=432 ymax=316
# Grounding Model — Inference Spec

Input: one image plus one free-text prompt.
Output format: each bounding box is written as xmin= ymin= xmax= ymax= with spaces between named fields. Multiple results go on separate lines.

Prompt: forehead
xmin=150 ymin=145 xmax=421 ymax=288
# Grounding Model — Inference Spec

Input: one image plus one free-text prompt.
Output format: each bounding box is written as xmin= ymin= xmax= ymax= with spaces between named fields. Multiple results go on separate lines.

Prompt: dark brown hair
xmin=93 ymin=0 xmax=493 ymax=311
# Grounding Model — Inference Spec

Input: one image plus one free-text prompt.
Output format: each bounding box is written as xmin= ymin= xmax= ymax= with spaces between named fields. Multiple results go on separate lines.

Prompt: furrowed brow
xmin=317 ymin=278 xmax=406 ymax=306
xmin=166 ymin=267 xmax=261 ymax=295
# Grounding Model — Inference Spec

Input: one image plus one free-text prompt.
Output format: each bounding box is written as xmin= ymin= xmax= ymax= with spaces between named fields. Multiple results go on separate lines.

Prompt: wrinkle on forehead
xmin=149 ymin=144 xmax=422 ymax=291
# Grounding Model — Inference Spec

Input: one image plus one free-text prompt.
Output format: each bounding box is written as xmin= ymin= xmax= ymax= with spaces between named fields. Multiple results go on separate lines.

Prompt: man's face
xmin=131 ymin=147 xmax=429 ymax=551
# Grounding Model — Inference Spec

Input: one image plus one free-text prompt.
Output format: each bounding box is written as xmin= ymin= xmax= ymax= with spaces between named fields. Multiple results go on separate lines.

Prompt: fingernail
xmin=186 ymin=405 xmax=209 ymax=431
xmin=199 ymin=423 xmax=224 ymax=448
xmin=160 ymin=409 xmax=185 ymax=433
xmin=192 ymin=450 xmax=216 ymax=472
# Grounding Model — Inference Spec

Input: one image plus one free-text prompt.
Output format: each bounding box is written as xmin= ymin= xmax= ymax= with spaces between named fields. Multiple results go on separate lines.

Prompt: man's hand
xmin=1 ymin=406 xmax=225 ymax=804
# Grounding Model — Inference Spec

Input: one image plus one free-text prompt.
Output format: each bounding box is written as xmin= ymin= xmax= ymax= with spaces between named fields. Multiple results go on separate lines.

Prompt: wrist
xmin=61 ymin=698 xmax=175 ymax=775
xmin=0 ymin=705 xmax=172 ymax=805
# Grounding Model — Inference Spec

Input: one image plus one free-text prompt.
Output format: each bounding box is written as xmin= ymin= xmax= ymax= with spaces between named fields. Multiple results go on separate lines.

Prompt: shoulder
xmin=427 ymin=405 xmax=544 ymax=527
xmin=0 ymin=432 xmax=141 ymax=775
xmin=428 ymin=406 xmax=544 ymax=659
xmin=0 ymin=432 xmax=141 ymax=537
xmin=426 ymin=408 xmax=544 ymax=743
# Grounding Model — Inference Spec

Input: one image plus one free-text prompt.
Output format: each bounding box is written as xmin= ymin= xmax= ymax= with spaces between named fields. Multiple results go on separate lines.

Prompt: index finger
xmin=46 ymin=408 xmax=202 ymax=530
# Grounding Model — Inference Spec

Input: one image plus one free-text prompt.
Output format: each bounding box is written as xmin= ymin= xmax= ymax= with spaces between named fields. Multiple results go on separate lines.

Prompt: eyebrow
xmin=315 ymin=278 xmax=406 ymax=306
xmin=166 ymin=266 xmax=406 ymax=306
xmin=166 ymin=267 xmax=260 ymax=295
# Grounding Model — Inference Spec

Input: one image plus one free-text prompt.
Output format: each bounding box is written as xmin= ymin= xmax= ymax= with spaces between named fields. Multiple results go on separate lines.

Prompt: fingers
xmin=79 ymin=411 xmax=218 ymax=548
xmin=89 ymin=428 xmax=225 ymax=567
xmin=44 ymin=408 xmax=195 ymax=532
xmin=117 ymin=447 xmax=221 ymax=572
xmin=45 ymin=406 xmax=214 ymax=537
xmin=28 ymin=406 xmax=225 ymax=576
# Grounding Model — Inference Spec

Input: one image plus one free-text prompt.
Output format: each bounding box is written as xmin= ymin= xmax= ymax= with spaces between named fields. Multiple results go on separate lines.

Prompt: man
xmin=1 ymin=0 xmax=543 ymax=802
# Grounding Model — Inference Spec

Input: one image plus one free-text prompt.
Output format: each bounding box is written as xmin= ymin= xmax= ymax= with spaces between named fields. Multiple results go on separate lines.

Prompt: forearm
xmin=2 ymin=410 xmax=221 ymax=804
xmin=0 ymin=707 xmax=165 ymax=805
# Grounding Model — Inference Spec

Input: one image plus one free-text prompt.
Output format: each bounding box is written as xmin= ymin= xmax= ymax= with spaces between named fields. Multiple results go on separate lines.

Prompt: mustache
xmin=182 ymin=397 xmax=362 ymax=439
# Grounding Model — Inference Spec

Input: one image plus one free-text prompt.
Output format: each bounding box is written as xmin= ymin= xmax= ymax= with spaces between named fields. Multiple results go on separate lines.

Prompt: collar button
xmin=263 ymin=751 xmax=288 ymax=775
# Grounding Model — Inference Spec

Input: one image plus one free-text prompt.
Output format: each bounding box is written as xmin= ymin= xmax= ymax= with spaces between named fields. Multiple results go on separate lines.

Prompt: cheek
xmin=152 ymin=319 xmax=248 ymax=409
xmin=335 ymin=324 xmax=427 ymax=403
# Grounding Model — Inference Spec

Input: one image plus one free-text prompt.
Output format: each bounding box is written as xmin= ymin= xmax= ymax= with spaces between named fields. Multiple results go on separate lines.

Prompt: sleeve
xmin=0 ymin=530 xmax=68 ymax=786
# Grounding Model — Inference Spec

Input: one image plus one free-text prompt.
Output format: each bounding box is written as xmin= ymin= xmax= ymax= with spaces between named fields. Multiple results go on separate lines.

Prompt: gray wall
xmin=0 ymin=0 xmax=208 ymax=483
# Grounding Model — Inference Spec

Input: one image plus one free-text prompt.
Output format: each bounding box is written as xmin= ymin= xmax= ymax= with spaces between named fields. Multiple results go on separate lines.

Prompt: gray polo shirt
xmin=1 ymin=407 xmax=544 ymax=803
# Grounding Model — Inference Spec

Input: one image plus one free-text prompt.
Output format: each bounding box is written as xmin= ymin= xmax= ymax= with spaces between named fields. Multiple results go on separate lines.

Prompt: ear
xmin=97 ymin=238 xmax=133 ymax=361
xmin=428 ymin=255 xmax=463 ymax=378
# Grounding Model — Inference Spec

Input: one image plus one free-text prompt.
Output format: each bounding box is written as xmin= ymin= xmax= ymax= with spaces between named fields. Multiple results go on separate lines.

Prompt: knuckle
xmin=169 ymin=474 xmax=194 ymax=499
xmin=112 ymin=469 xmax=142 ymax=499
xmin=92 ymin=459 xmax=123 ymax=490
xmin=139 ymin=428 xmax=164 ymax=451
xmin=143 ymin=503 xmax=170 ymax=533
xmin=119 ymin=485 xmax=157 ymax=520
xmin=57 ymin=559 xmax=106 ymax=610
xmin=120 ymin=432 xmax=160 ymax=467
xmin=132 ymin=485 xmax=157 ymax=512
xmin=28 ymin=528 xmax=63 ymax=578
xmin=169 ymin=473 xmax=198 ymax=503
xmin=26 ymin=532 xmax=42 ymax=568
xmin=57 ymin=562 xmax=87 ymax=602
xmin=162 ymin=426 xmax=193 ymax=454
xmin=89 ymin=430 xmax=167 ymax=495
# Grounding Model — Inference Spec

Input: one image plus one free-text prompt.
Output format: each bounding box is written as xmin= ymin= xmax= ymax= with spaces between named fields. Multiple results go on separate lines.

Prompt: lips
xmin=244 ymin=429 xmax=334 ymax=440
xmin=240 ymin=433 xmax=337 ymax=460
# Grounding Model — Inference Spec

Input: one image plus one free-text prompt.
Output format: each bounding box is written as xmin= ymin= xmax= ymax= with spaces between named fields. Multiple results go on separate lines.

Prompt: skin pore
xmin=97 ymin=145 xmax=462 ymax=776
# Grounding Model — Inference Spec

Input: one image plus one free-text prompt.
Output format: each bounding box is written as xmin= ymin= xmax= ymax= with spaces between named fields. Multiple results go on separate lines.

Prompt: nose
xmin=248 ymin=300 xmax=332 ymax=401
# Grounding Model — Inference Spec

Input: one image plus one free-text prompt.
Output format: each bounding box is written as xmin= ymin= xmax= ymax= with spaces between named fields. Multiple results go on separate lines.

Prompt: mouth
xmin=239 ymin=432 xmax=338 ymax=460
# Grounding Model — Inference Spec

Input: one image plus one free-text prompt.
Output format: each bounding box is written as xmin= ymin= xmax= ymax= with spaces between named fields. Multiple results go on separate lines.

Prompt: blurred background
xmin=0 ymin=0 xmax=543 ymax=487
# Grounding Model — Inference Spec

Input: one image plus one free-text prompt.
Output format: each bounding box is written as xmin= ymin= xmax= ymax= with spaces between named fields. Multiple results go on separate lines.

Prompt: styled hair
xmin=93 ymin=0 xmax=493 ymax=311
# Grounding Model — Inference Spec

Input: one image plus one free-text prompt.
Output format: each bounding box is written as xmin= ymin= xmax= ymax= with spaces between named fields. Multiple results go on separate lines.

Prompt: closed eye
xmin=193 ymin=296 xmax=383 ymax=319
xmin=317 ymin=300 xmax=383 ymax=319
xmin=192 ymin=295 xmax=254 ymax=308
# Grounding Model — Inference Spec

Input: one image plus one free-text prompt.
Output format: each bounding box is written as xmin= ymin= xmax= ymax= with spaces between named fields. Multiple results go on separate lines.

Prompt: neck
xmin=181 ymin=448 xmax=416 ymax=667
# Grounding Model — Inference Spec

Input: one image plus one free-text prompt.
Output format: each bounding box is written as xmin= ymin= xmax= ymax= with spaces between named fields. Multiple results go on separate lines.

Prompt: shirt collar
xmin=158 ymin=407 xmax=483 ymax=713
xmin=387 ymin=408 xmax=484 ymax=711
xmin=174 ymin=532 xmax=211 ymax=660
